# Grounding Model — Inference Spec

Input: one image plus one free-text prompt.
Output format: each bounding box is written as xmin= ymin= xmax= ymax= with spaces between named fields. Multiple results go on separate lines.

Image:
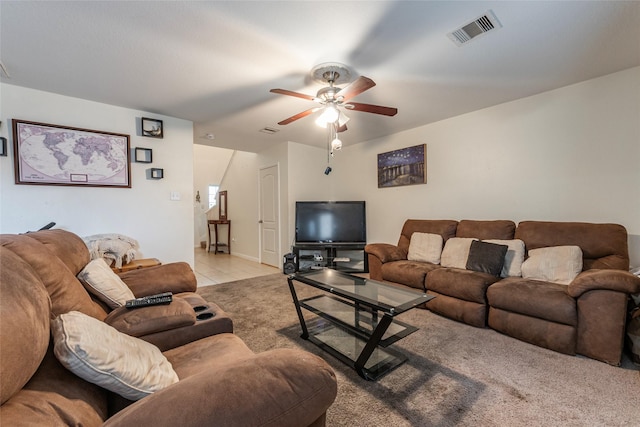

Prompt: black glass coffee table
xmin=287 ymin=269 xmax=434 ymax=380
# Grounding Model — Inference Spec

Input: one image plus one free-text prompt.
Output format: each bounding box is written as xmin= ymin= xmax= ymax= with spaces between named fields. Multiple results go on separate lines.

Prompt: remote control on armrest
xmin=125 ymin=292 xmax=173 ymax=309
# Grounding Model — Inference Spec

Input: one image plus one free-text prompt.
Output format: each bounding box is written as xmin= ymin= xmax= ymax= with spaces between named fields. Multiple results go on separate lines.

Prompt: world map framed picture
xmin=12 ymin=119 xmax=131 ymax=188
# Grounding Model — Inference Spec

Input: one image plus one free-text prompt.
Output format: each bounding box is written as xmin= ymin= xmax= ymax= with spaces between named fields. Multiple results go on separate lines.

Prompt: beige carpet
xmin=198 ymin=273 xmax=640 ymax=427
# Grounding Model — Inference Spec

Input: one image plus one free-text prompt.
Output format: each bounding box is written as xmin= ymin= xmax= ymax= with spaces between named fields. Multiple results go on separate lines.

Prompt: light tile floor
xmin=194 ymin=247 xmax=280 ymax=287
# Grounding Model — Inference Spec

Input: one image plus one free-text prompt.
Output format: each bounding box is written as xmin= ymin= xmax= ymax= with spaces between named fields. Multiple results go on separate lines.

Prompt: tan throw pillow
xmin=52 ymin=311 xmax=179 ymax=400
xmin=407 ymin=233 xmax=443 ymax=264
xmin=78 ymin=258 xmax=135 ymax=308
xmin=440 ymin=237 xmax=477 ymax=269
xmin=484 ymin=239 xmax=526 ymax=278
xmin=521 ymin=246 xmax=583 ymax=285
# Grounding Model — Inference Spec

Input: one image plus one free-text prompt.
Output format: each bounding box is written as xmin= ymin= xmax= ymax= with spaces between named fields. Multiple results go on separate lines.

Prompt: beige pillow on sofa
xmin=408 ymin=232 xmax=443 ymax=264
xmin=78 ymin=258 xmax=136 ymax=308
xmin=484 ymin=239 xmax=526 ymax=278
xmin=521 ymin=246 xmax=583 ymax=285
xmin=52 ymin=311 xmax=179 ymax=400
xmin=440 ymin=238 xmax=477 ymax=269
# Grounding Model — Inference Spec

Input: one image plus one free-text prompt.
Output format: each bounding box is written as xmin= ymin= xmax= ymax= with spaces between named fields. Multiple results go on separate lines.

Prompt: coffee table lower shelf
xmin=297 ymin=295 xmax=418 ymax=380
xmin=305 ymin=319 xmax=410 ymax=380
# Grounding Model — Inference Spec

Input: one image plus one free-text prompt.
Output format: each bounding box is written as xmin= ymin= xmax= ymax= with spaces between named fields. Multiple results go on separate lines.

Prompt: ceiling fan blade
xmin=277 ymin=107 xmax=319 ymax=125
xmin=336 ymin=124 xmax=348 ymax=133
xmin=345 ymin=102 xmax=398 ymax=116
xmin=336 ymin=76 xmax=376 ymax=102
xmin=270 ymin=88 xmax=315 ymax=101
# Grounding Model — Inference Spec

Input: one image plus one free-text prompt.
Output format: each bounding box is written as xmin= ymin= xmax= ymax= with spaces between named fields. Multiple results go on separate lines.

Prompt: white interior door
xmin=259 ymin=165 xmax=279 ymax=267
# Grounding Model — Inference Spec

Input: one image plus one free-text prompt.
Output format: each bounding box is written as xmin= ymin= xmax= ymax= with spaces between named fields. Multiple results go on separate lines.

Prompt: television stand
xmin=293 ymin=244 xmax=368 ymax=273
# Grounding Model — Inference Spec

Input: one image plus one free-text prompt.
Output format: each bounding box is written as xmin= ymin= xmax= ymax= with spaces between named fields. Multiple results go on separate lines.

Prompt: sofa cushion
xmin=427 ymin=267 xmax=500 ymax=304
xmin=0 ymin=247 xmax=51 ymax=405
xmin=407 ymin=233 xmax=443 ymax=264
xmin=466 ymin=240 xmax=508 ymax=276
xmin=515 ymin=221 xmax=629 ymax=270
xmin=456 ymin=220 xmax=516 ymax=240
xmin=440 ymin=237 xmax=477 ymax=269
xmin=425 ymin=290 xmax=488 ymax=328
xmin=23 ymin=229 xmax=91 ymax=276
xmin=381 ymin=260 xmax=439 ymax=290
xmin=487 ymin=277 xmax=577 ymax=326
xmin=397 ymin=220 xmax=458 ymax=253
xmin=488 ymin=308 xmax=577 ymax=355
xmin=0 ymin=234 xmax=107 ymax=320
xmin=52 ymin=311 xmax=179 ymax=400
xmin=0 ymin=345 xmax=108 ymax=426
xmin=484 ymin=239 xmax=525 ymax=277
xmin=78 ymin=258 xmax=136 ymax=309
xmin=521 ymin=246 xmax=583 ymax=285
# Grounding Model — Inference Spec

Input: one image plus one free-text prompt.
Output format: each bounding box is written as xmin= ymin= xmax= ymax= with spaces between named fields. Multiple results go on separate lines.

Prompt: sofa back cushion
xmin=398 ymin=220 xmax=458 ymax=253
xmin=0 ymin=345 xmax=108 ymax=426
xmin=0 ymin=247 xmax=51 ymax=404
xmin=440 ymin=237 xmax=477 ymax=269
xmin=26 ymin=229 xmax=91 ymax=275
xmin=407 ymin=233 xmax=443 ymax=264
xmin=515 ymin=221 xmax=630 ymax=271
xmin=521 ymin=246 xmax=583 ymax=284
xmin=456 ymin=220 xmax=516 ymax=240
xmin=0 ymin=232 xmax=107 ymax=320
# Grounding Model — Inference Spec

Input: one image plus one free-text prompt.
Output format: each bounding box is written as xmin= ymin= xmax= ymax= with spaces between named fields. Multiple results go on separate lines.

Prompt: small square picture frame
xmin=141 ymin=117 xmax=163 ymax=139
xmin=0 ymin=137 xmax=7 ymax=156
xmin=149 ymin=168 xmax=164 ymax=179
xmin=134 ymin=147 xmax=152 ymax=163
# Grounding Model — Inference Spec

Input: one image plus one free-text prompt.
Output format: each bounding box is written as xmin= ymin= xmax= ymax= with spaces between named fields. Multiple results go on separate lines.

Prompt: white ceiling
xmin=1 ymin=1 xmax=639 ymax=153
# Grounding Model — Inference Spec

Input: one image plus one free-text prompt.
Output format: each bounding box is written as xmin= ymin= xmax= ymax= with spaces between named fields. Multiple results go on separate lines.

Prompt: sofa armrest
xmin=567 ymin=269 xmax=640 ymax=298
xmin=117 ymin=262 xmax=197 ymax=297
xmin=104 ymin=298 xmax=196 ymax=337
xmin=102 ymin=348 xmax=337 ymax=427
xmin=365 ymin=243 xmax=407 ymax=263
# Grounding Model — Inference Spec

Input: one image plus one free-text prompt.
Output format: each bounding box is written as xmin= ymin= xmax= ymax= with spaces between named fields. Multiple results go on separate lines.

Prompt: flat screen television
xmin=295 ymin=201 xmax=366 ymax=245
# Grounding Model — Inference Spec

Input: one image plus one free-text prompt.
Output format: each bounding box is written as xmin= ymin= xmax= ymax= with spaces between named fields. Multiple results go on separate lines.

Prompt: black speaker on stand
xmin=283 ymin=253 xmax=297 ymax=274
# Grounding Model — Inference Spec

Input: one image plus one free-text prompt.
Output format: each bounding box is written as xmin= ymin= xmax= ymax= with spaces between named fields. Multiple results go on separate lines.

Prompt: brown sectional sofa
xmin=1 ymin=230 xmax=337 ymax=426
xmin=365 ymin=219 xmax=640 ymax=365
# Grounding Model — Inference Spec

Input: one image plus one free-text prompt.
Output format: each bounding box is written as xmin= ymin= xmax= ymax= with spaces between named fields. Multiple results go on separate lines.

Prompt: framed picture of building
xmin=377 ymin=144 xmax=427 ymax=188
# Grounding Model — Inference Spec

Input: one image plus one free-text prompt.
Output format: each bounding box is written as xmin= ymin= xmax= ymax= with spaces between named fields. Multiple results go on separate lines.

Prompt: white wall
xmin=331 ymin=66 xmax=640 ymax=267
xmin=218 ymin=141 xmax=293 ymax=263
xmin=0 ymin=84 xmax=196 ymax=265
xmin=193 ymin=144 xmax=234 ymax=246
xmin=217 ymin=150 xmax=260 ymax=260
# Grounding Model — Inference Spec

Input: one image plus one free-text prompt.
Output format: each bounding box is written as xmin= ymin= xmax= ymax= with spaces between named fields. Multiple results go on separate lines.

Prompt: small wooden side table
xmin=112 ymin=258 xmax=161 ymax=273
xmin=208 ymin=220 xmax=231 ymax=254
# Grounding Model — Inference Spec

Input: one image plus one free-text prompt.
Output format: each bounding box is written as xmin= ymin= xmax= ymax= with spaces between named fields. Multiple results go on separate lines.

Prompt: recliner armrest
xmin=567 ymin=269 xmax=640 ymax=298
xmin=105 ymin=298 xmax=196 ymax=337
xmin=364 ymin=243 xmax=407 ymax=263
xmin=118 ymin=262 xmax=197 ymax=297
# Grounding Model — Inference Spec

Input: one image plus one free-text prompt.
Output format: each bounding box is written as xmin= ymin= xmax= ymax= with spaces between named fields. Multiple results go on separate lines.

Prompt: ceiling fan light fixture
xmin=337 ymin=112 xmax=349 ymax=127
xmin=315 ymin=104 xmax=340 ymax=127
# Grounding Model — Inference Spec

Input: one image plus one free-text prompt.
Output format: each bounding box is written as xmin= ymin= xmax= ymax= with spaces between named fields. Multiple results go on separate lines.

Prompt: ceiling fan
xmin=270 ymin=63 xmax=397 ymax=132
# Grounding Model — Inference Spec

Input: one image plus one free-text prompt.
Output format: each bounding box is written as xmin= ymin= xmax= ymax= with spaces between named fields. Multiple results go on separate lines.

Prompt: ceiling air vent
xmin=447 ymin=10 xmax=502 ymax=47
xmin=259 ymin=127 xmax=279 ymax=134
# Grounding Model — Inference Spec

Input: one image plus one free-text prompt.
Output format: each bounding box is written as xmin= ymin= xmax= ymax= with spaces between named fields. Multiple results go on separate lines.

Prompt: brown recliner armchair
xmin=0 ymin=230 xmax=337 ymax=426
